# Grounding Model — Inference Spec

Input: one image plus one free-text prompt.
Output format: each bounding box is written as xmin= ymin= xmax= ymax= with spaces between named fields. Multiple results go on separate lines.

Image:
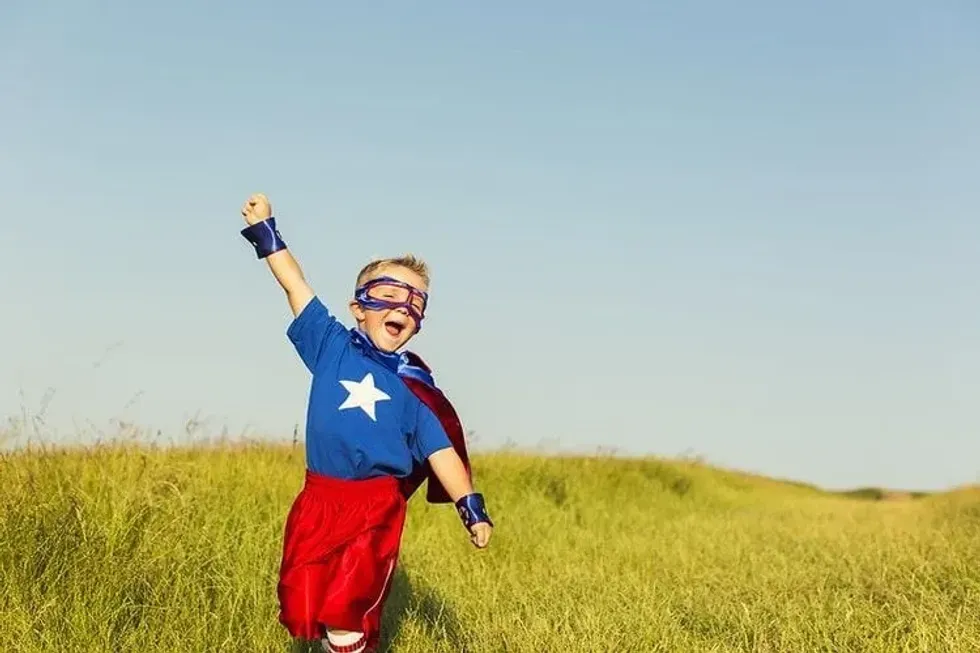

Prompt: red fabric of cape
xmin=397 ymin=352 xmax=471 ymax=503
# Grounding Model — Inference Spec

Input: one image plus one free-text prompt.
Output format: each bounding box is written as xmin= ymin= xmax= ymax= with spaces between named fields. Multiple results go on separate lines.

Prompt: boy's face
xmin=349 ymin=265 xmax=429 ymax=352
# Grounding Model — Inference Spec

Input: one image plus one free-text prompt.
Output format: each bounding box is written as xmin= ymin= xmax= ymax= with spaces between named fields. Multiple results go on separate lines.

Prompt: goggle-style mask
xmin=354 ymin=276 xmax=429 ymax=331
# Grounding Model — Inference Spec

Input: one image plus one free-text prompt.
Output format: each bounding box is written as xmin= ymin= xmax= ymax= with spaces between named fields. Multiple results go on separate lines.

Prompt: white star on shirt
xmin=338 ymin=372 xmax=390 ymax=421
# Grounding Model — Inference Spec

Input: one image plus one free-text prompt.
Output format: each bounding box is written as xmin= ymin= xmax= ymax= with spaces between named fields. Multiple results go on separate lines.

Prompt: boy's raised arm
xmin=240 ymin=193 xmax=314 ymax=317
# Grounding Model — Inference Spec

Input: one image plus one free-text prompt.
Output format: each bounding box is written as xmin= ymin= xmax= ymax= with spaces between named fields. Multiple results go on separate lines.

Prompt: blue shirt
xmin=287 ymin=296 xmax=453 ymax=480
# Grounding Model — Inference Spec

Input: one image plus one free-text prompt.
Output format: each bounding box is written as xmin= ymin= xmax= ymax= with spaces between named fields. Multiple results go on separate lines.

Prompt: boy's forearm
xmin=265 ymin=249 xmax=315 ymax=317
xmin=239 ymin=194 xmax=314 ymax=317
xmin=426 ymin=448 xmax=474 ymax=502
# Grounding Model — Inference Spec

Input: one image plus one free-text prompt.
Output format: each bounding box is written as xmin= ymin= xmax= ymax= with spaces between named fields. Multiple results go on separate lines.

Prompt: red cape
xmin=397 ymin=351 xmax=471 ymax=503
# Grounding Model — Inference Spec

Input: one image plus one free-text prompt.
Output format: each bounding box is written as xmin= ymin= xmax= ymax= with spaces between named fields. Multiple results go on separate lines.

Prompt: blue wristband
xmin=455 ymin=493 xmax=493 ymax=529
xmin=241 ymin=217 xmax=287 ymax=259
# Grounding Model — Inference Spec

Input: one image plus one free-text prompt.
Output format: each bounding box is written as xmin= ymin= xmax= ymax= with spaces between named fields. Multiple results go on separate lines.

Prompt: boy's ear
xmin=348 ymin=299 xmax=366 ymax=322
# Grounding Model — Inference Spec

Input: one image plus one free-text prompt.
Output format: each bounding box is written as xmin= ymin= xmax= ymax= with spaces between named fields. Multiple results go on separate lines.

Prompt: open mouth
xmin=384 ymin=319 xmax=407 ymax=338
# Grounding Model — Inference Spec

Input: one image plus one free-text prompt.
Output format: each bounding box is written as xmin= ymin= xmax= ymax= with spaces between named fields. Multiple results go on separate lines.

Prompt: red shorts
xmin=277 ymin=470 xmax=407 ymax=644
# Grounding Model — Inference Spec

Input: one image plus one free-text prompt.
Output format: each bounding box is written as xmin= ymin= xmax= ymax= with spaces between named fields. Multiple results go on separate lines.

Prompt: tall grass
xmin=1 ymin=439 xmax=978 ymax=652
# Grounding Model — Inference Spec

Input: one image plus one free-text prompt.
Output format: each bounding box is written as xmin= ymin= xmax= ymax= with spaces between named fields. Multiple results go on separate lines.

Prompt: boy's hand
xmin=425 ymin=450 xmax=494 ymax=549
xmin=241 ymin=193 xmax=273 ymax=225
xmin=238 ymin=192 xmax=314 ymax=317
xmin=470 ymin=522 xmax=492 ymax=549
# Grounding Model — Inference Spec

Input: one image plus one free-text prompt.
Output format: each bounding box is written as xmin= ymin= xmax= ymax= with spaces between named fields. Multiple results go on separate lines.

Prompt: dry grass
xmin=1 ymin=438 xmax=978 ymax=652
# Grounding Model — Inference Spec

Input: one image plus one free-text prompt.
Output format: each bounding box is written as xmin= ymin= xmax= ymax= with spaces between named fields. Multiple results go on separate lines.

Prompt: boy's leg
xmin=279 ymin=475 xmax=405 ymax=649
xmin=322 ymin=629 xmax=367 ymax=653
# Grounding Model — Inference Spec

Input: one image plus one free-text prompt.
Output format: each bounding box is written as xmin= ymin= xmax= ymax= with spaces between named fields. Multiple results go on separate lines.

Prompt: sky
xmin=1 ymin=1 xmax=978 ymax=491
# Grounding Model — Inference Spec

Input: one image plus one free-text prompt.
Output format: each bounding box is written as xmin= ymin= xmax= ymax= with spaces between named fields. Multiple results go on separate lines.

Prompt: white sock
xmin=322 ymin=630 xmax=366 ymax=653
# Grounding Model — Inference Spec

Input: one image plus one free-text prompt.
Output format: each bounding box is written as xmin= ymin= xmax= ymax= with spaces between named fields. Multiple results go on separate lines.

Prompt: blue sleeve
xmin=410 ymin=402 xmax=453 ymax=463
xmin=286 ymin=296 xmax=349 ymax=373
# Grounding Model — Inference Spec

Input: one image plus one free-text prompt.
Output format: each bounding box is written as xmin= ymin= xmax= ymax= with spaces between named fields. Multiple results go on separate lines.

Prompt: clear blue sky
xmin=2 ymin=1 xmax=977 ymax=491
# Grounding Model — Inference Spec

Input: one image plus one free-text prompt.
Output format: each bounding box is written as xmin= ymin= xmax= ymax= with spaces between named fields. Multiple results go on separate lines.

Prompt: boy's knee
xmin=322 ymin=629 xmax=367 ymax=653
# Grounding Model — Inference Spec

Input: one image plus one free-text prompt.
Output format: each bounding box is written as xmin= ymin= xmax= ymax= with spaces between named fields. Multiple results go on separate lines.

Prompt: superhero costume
xmin=240 ymin=218 xmax=490 ymax=649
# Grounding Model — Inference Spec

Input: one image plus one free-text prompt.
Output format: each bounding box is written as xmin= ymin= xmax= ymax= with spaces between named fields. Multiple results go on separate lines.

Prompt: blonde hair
xmin=355 ymin=253 xmax=430 ymax=289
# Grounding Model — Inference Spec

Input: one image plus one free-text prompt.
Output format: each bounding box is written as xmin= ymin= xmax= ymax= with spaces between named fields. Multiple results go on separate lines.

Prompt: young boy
xmin=238 ymin=193 xmax=493 ymax=653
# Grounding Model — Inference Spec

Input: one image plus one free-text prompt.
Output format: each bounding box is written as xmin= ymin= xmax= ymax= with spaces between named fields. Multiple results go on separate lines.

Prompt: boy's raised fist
xmin=241 ymin=193 xmax=273 ymax=226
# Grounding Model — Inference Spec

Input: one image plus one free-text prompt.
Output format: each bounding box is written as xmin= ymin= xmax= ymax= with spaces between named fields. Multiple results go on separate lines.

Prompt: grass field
xmin=1 ymin=439 xmax=978 ymax=652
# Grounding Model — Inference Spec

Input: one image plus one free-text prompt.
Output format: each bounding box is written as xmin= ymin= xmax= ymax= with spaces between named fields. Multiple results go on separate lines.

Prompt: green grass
xmin=1 ymin=439 xmax=978 ymax=652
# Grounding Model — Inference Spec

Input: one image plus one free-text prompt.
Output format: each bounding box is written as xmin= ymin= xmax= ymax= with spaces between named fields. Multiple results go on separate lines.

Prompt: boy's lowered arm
xmin=426 ymin=447 xmax=474 ymax=502
xmin=240 ymin=193 xmax=314 ymax=317
xmin=427 ymin=447 xmax=493 ymax=549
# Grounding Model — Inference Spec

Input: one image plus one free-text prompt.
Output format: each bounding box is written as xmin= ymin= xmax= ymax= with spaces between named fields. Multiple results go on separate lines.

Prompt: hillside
xmin=1 ymin=442 xmax=978 ymax=652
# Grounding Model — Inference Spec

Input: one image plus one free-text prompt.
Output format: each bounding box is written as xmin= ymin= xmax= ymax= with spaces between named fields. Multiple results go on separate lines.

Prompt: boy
xmin=238 ymin=193 xmax=493 ymax=653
